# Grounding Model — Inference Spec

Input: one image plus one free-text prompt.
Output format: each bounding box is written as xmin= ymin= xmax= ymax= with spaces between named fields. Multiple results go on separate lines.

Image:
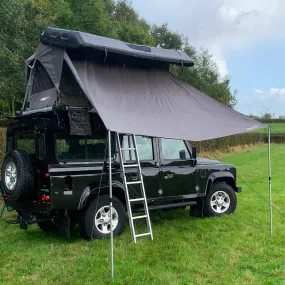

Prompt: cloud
xmin=254 ymin=90 xmax=265 ymax=94
xmin=236 ymin=87 xmax=285 ymax=116
xmin=132 ymin=0 xmax=285 ymax=77
xmin=269 ymin=88 xmax=285 ymax=96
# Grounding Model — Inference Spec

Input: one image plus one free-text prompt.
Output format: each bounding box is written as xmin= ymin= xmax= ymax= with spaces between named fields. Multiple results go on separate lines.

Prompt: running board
xmin=134 ymin=201 xmax=197 ymax=212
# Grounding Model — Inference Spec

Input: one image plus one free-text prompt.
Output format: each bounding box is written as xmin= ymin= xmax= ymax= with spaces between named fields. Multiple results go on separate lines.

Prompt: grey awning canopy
xmin=68 ymin=59 xmax=265 ymax=141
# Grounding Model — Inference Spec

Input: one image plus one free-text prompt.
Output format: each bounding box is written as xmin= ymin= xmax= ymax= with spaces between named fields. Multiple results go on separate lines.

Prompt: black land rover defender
xmin=0 ymin=108 xmax=241 ymax=240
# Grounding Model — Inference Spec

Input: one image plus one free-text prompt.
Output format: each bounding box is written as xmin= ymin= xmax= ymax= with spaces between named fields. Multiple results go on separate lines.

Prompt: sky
xmin=131 ymin=0 xmax=285 ymax=117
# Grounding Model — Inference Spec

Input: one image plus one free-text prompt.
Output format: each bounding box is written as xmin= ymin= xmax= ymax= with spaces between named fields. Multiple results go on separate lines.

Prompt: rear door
xmin=158 ymin=138 xmax=197 ymax=197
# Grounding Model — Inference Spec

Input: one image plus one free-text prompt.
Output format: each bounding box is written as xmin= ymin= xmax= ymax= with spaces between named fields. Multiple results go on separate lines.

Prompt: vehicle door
xmin=50 ymin=133 xmax=114 ymax=209
xmin=121 ymin=135 xmax=160 ymax=199
xmin=158 ymin=138 xmax=197 ymax=197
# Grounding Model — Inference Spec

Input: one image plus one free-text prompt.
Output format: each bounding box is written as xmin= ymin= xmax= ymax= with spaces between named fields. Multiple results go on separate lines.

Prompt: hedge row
xmin=190 ymin=133 xmax=262 ymax=153
xmin=263 ymin=135 xmax=285 ymax=144
xmin=259 ymin=119 xmax=285 ymax=123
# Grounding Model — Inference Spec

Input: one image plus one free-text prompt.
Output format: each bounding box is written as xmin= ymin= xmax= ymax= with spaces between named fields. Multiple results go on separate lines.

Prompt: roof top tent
xmin=23 ymin=27 xmax=193 ymax=114
xmin=23 ymin=27 xmax=264 ymax=141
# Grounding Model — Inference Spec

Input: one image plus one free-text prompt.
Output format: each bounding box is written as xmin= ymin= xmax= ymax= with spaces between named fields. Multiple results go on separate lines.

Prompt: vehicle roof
xmin=40 ymin=27 xmax=194 ymax=67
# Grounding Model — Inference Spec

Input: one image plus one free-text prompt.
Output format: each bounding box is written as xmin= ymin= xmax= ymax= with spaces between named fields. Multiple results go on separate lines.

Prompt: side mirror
xmin=179 ymin=150 xmax=186 ymax=160
xmin=192 ymin=147 xmax=197 ymax=160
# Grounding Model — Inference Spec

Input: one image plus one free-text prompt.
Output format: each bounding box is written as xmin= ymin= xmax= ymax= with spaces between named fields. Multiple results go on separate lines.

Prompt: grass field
xmin=255 ymin=123 xmax=285 ymax=134
xmin=1 ymin=144 xmax=285 ymax=284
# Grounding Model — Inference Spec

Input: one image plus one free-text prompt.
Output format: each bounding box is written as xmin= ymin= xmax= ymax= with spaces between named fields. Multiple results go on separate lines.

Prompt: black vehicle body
xmin=1 ymin=107 xmax=241 ymax=237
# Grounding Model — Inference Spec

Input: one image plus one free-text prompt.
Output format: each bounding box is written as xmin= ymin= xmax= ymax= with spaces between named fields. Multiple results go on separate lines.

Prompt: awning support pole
xmin=268 ymin=126 xmax=272 ymax=237
xmin=108 ymin=130 xmax=114 ymax=279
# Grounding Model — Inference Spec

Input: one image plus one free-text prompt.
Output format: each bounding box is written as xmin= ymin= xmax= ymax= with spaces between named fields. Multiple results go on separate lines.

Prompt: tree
xmin=262 ymin=113 xmax=273 ymax=120
xmin=0 ymin=0 xmax=25 ymax=116
xmin=0 ymin=0 xmax=237 ymax=116
xmin=151 ymin=23 xmax=183 ymax=50
xmin=108 ymin=0 xmax=154 ymax=45
xmin=63 ymin=0 xmax=115 ymax=37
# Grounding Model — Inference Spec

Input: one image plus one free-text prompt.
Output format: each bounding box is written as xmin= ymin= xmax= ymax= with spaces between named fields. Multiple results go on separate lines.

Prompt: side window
xmin=38 ymin=135 xmax=46 ymax=160
xmin=122 ymin=135 xmax=154 ymax=161
xmin=16 ymin=131 xmax=36 ymax=155
xmin=55 ymin=135 xmax=112 ymax=162
xmin=161 ymin=138 xmax=190 ymax=160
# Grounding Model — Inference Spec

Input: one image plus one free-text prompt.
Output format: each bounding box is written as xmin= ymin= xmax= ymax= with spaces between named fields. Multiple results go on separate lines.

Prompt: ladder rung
xmin=126 ymin=181 xmax=141 ymax=185
xmin=132 ymin=215 xmax=147 ymax=220
xmin=135 ymin=232 xmax=151 ymax=238
xmin=124 ymin=164 xmax=139 ymax=168
xmin=129 ymin=198 xmax=145 ymax=202
xmin=121 ymin=148 xmax=136 ymax=151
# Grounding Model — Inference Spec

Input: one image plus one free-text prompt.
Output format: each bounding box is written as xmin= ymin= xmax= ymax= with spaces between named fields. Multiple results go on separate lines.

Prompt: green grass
xmin=1 ymin=144 xmax=285 ymax=284
xmin=255 ymin=123 xmax=285 ymax=134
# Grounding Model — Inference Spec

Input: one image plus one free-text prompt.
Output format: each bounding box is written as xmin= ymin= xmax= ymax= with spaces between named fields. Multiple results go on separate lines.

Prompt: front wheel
xmin=79 ymin=195 xmax=126 ymax=240
xmin=204 ymin=182 xmax=237 ymax=217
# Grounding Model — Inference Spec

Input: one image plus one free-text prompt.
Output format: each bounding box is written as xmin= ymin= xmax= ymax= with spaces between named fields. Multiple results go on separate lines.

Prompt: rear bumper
xmin=236 ymin=186 xmax=242 ymax=193
xmin=6 ymin=199 xmax=51 ymax=214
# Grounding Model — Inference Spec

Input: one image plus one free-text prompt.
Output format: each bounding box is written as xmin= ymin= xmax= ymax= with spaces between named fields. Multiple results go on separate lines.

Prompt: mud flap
xmin=190 ymin=198 xmax=204 ymax=218
xmin=58 ymin=212 xmax=70 ymax=239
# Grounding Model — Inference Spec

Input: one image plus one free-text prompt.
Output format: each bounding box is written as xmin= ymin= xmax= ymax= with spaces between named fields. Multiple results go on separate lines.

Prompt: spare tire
xmin=1 ymin=150 xmax=35 ymax=201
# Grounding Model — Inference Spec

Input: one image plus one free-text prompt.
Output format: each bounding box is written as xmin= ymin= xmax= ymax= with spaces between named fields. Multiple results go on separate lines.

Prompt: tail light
xmin=42 ymin=172 xmax=50 ymax=189
xmin=41 ymin=194 xmax=51 ymax=205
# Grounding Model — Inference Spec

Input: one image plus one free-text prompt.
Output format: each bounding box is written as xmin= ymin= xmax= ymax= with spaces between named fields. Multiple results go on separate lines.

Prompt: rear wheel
xmin=79 ymin=195 xmax=126 ymax=240
xmin=204 ymin=182 xmax=237 ymax=217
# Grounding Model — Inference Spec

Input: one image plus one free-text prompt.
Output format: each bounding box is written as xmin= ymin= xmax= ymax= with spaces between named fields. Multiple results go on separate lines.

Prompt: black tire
xmin=204 ymin=182 xmax=237 ymax=217
xmin=79 ymin=195 xmax=126 ymax=240
xmin=1 ymin=150 xmax=35 ymax=201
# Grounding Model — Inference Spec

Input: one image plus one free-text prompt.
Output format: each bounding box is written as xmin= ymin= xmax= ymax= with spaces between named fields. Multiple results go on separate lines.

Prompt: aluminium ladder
xmin=116 ymin=133 xmax=153 ymax=243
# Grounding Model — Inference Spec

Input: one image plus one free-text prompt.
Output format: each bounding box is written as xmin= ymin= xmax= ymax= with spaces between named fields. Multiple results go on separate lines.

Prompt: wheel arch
xmin=205 ymin=172 xmax=236 ymax=195
xmin=78 ymin=181 xmax=126 ymax=210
